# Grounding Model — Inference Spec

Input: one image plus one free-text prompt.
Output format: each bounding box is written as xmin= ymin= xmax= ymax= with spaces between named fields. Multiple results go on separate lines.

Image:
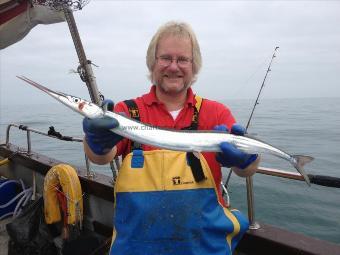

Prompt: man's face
xmin=152 ymin=35 xmax=194 ymax=95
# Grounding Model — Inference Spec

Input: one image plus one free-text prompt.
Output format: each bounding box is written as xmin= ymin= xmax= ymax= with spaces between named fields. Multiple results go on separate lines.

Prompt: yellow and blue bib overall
xmin=109 ymin=97 xmax=249 ymax=255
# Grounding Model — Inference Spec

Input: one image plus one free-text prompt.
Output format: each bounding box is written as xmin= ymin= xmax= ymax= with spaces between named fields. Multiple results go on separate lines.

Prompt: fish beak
xmin=16 ymin=76 xmax=68 ymax=100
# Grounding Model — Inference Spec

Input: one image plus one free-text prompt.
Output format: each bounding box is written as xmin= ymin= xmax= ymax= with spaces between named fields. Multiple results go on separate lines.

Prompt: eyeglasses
xmin=156 ymin=55 xmax=193 ymax=68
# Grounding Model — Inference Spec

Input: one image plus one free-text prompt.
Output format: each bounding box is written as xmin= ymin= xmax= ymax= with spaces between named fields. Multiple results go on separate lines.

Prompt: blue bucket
xmin=0 ymin=179 xmax=20 ymax=218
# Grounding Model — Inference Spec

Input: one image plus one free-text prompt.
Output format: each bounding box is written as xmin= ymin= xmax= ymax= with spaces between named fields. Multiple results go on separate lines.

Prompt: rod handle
xmin=308 ymin=174 xmax=340 ymax=188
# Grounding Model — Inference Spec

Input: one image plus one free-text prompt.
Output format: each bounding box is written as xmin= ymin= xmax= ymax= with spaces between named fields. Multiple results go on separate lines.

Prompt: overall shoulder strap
xmin=186 ymin=95 xmax=206 ymax=183
xmin=124 ymin=99 xmax=140 ymax=121
xmin=123 ymin=99 xmax=142 ymax=150
xmin=182 ymin=95 xmax=203 ymax=131
xmin=194 ymin=95 xmax=203 ymax=112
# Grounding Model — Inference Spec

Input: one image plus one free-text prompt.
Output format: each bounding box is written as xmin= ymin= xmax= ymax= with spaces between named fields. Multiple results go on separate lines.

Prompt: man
xmin=83 ymin=21 xmax=260 ymax=255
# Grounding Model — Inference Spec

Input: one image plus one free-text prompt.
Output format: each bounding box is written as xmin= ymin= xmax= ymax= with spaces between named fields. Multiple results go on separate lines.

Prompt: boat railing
xmin=2 ymin=123 xmax=340 ymax=231
xmin=5 ymin=123 xmax=83 ymax=149
xmin=4 ymin=123 xmax=120 ymax=180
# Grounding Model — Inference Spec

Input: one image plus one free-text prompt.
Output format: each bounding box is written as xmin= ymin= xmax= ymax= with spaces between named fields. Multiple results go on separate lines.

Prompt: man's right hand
xmin=83 ymin=117 xmax=123 ymax=155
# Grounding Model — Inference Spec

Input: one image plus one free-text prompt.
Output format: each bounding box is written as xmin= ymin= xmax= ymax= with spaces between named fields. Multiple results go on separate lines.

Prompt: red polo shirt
xmin=114 ymin=85 xmax=236 ymax=205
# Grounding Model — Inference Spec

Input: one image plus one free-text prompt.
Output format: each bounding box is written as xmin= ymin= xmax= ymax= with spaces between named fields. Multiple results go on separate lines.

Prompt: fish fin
xmin=292 ymin=155 xmax=314 ymax=186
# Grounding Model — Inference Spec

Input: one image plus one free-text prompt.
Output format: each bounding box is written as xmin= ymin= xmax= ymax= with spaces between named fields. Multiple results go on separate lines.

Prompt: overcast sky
xmin=1 ymin=1 xmax=339 ymax=106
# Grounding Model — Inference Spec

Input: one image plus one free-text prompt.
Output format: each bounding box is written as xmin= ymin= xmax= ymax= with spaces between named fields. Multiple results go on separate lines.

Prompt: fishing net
xmin=6 ymin=197 xmax=58 ymax=255
xmin=31 ymin=0 xmax=90 ymax=11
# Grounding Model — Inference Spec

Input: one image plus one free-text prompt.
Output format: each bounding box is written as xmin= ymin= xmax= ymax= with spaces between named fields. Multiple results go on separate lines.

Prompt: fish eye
xmin=73 ymin=97 xmax=80 ymax=103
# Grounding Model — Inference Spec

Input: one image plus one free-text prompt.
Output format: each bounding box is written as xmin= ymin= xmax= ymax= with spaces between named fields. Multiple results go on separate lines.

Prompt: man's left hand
xmin=215 ymin=124 xmax=258 ymax=169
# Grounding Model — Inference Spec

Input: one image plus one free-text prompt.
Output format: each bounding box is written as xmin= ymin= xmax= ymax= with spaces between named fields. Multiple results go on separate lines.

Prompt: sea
xmin=0 ymin=97 xmax=339 ymax=244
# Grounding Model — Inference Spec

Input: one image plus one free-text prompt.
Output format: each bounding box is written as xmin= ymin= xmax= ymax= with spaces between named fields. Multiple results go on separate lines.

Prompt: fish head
xmin=17 ymin=76 xmax=104 ymax=119
xmin=58 ymin=94 xmax=104 ymax=119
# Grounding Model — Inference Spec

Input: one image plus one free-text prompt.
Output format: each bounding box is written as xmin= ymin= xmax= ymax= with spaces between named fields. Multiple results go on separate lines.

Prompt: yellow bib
xmin=110 ymin=150 xmax=248 ymax=255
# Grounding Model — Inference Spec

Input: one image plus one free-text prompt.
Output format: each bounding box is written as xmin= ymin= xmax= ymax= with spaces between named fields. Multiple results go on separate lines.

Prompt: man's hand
xmin=215 ymin=124 xmax=258 ymax=169
xmin=83 ymin=100 xmax=123 ymax=155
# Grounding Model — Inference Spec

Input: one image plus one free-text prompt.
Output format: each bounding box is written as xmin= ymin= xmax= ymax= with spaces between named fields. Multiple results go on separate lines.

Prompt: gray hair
xmin=146 ymin=21 xmax=202 ymax=84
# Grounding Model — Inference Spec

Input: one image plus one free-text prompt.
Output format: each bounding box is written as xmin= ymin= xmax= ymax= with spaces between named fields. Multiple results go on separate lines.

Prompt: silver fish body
xmin=17 ymin=76 xmax=313 ymax=185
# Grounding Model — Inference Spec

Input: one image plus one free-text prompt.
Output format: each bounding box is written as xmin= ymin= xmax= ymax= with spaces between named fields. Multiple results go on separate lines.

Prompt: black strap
xmin=183 ymin=97 xmax=205 ymax=182
xmin=186 ymin=152 xmax=206 ymax=182
xmin=181 ymin=95 xmax=202 ymax=131
xmin=124 ymin=100 xmax=142 ymax=150
xmin=124 ymin=99 xmax=140 ymax=121
xmin=181 ymin=103 xmax=199 ymax=131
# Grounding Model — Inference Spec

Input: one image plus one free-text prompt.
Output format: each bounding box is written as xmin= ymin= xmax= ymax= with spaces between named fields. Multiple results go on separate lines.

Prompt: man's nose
xmin=167 ymin=59 xmax=180 ymax=70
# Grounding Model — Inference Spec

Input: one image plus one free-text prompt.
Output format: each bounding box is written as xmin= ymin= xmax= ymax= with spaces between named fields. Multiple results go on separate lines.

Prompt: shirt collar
xmin=143 ymin=85 xmax=195 ymax=107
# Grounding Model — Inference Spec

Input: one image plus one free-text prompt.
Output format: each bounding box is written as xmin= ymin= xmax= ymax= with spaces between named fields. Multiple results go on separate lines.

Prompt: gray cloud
xmin=1 ymin=1 xmax=339 ymax=106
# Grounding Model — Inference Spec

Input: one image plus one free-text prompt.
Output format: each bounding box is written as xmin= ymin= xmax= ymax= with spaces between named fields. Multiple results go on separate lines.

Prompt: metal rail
xmin=4 ymin=124 xmax=81 ymax=201
xmin=5 ymin=124 xmax=82 ymax=147
xmin=257 ymin=166 xmax=304 ymax=180
xmin=5 ymin=124 xmax=103 ymax=179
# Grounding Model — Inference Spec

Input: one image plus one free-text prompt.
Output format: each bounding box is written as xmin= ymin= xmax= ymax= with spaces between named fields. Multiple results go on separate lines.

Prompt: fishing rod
xmin=244 ymin=46 xmax=279 ymax=229
xmin=222 ymin=47 xmax=280 ymax=192
xmin=246 ymin=46 xmax=279 ymax=131
xmin=257 ymin=167 xmax=340 ymax=188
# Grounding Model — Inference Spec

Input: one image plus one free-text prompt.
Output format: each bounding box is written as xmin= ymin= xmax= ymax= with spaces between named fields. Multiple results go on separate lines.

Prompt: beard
xmin=153 ymin=76 xmax=192 ymax=96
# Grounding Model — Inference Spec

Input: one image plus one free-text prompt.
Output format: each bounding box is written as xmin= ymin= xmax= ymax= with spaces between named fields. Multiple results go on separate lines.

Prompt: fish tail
xmin=292 ymin=155 xmax=314 ymax=186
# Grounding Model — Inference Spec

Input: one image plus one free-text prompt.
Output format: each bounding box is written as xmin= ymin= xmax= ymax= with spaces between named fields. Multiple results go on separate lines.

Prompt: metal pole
xmin=110 ymin=160 xmax=118 ymax=184
xmin=62 ymin=6 xmax=112 ymax=177
xmin=5 ymin=125 xmax=12 ymax=147
xmin=26 ymin=130 xmax=31 ymax=155
xmin=246 ymin=176 xmax=259 ymax=229
xmin=62 ymin=6 xmax=101 ymax=105
xmin=25 ymin=129 xmax=36 ymax=200
xmin=84 ymin=154 xmax=95 ymax=178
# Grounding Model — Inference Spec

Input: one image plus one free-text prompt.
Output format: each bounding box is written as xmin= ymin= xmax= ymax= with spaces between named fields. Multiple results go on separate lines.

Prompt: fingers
xmin=213 ymin=124 xmax=246 ymax=135
xmin=85 ymin=131 xmax=116 ymax=143
xmin=83 ymin=117 xmax=119 ymax=133
xmin=83 ymin=117 xmax=123 ymax=155
xmin=217 ymin=142 xmax=258 ymax=169
xmin=231 ymin=124 xmax=246 ymax=136
xmin=213 ymin=125 xmax=229 ymax=132
xmin=217 ymin=142 xmax=241 ymax=168
xmin=102 ymin=99 xmax=114 ymax=112
xmin=220 ymin=142 xmax=246 ymax=162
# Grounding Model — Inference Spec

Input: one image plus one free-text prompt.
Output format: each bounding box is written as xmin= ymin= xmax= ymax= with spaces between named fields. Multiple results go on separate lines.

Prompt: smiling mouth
xmin=164 ymin=75 xmax=183 ymax=79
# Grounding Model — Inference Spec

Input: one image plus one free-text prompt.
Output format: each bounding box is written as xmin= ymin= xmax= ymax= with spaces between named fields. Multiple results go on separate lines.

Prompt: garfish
xmin=17 ymin=76 xmax=313 ymax=185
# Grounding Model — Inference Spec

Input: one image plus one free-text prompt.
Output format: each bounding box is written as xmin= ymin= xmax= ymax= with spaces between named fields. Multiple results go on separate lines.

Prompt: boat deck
xmin=1 ymin=144 xmax=340 ymax=255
